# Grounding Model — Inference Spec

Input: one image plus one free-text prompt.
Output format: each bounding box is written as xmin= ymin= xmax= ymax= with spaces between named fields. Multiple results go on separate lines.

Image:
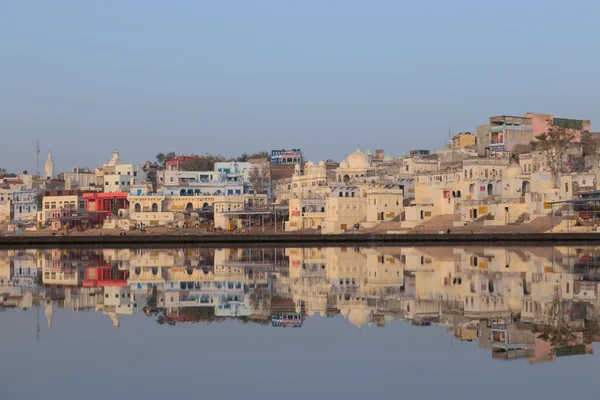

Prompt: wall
xmin=129 ymin=212 xmax=175 ymax=226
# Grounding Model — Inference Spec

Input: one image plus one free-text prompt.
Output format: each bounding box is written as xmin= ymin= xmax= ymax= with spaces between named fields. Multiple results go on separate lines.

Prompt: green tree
xmin=156 ymin=152 xmax=176 ymax=168
xmin=181 ymin=154 xmax=227 ymax=171
xmin=530 ymin=122 xmax=576 ymax=189
xmin=111 ymin=200 xmax=122 ymax=216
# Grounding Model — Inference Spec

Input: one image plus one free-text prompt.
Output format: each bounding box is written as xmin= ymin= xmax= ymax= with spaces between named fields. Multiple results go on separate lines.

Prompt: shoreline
xmin=2 ymin=232 xmax=600 ymax=248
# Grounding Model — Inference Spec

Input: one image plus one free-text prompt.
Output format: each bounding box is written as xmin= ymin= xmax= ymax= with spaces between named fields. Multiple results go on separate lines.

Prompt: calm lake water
xmin=2 ymin=245 xmax=600 ymax=399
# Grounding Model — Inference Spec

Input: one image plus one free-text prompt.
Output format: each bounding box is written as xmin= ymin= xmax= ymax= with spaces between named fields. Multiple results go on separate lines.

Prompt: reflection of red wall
xmin=82 ymin=267 xmax=128 ymax=287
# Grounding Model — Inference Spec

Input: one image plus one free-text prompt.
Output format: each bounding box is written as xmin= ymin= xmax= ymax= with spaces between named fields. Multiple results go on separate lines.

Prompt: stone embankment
xmin=1 ymin=232 xmax=600 ymax=248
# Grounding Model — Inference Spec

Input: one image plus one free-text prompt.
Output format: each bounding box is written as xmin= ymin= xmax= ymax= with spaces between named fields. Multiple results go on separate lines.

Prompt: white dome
xmin=507 ymin=163 xmax=522 ymax=178
xmin=339 ymin=160 xmax=349 ymax=169
xmin=347 ymin=147 xmax=370 ymax=169
xmin=318 ymin=160 xmax=325 ymax=166
xmin=306 ymin=161 xmax=314 ymax=167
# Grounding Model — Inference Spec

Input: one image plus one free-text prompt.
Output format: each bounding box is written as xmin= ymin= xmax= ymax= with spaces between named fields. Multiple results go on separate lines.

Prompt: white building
xmin=12 ymin=189 xmax=38 ymax=221
xmin=101 ymin=151 xmax=147 ymax=193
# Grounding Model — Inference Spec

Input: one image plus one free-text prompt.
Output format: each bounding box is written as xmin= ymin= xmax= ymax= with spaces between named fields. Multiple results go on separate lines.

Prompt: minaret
xmin=45 ymin=152 xmax=55 ymax=179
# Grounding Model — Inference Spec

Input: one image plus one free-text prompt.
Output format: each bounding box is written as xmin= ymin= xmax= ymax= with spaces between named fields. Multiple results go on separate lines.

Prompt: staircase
xmin=409 ymin=215 xmax=461 ymax=234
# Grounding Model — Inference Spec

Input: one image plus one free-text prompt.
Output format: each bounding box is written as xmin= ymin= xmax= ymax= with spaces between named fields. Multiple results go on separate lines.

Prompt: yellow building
xmin=451 ymin=132 xmax=476 ymax=150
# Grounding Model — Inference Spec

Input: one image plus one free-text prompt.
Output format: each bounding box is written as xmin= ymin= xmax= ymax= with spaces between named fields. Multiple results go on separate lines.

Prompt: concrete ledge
xmin=3 ymin=232 xmax=600 ymax=248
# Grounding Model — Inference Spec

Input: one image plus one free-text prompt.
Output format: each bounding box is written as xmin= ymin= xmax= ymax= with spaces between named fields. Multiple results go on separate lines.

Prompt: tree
xmin=237 ymin=151 xmax=270 ymax=162
xmin=111 ymin=200 xmax=122 ymax=216
xmin=580 ymin=131 xmax=600 ymax=156
xmin=248 ymin=163 xmax=270 ymax=194
xmin=530 ymin=122 xmax=576 ymax=189
xmin=156 ymin=152 xmax=176 ymax=168
xmin=181 ymin=154 xmax=227 ymax=171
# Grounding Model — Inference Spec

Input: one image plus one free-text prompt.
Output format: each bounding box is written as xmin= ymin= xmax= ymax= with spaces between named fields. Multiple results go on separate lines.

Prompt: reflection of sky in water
xmin=0 ymin=309 xmax=597 ymax=400
xmin=2 ymin=245 xmax=600 ymax=399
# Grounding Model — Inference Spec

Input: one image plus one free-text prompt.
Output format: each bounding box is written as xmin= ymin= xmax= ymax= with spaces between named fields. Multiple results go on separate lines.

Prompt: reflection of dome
xmin=507 ymin=162 xmax=522 ymax=178
xmin=348 ymin=309 xmax=371 ymax=328
xmin=340 ymin=308 xmax=351 ymax=319
xmin=382 ymin=151 xmax=394 ymax=162
xmin=507 ymin=297 xmax=523 ymax=313
xmin=339 ymin=160 xmax=349 ymax=169
xmin=108 ymin=312 xmax=122 ymax=328
xmin=346 ymin=147 xmax=370 ymax=169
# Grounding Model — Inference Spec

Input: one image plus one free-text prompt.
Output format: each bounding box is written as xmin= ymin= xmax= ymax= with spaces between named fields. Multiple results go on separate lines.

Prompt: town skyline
xmin=3 ymin=2 xmax=599 ymax=173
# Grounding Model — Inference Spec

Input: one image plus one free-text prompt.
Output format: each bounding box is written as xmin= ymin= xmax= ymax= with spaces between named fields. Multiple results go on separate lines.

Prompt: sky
xmin=1 ymin=0 xmax=599 ymax=173
xmin=2 ymin=307 xmax=599 ymax=400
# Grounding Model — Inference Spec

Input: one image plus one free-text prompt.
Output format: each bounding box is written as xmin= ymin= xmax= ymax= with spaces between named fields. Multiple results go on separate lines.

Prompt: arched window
xmin=464 ymin=170 xmax=467 ymax=179
xmin=194 ymin=189 xmax=200 ymax=196
xmin=469 ymin=169 xmax=473 ymax=179
xmin=405 ymin=165 xmax=409 ymax=172
xmin=456 ymin=190 xmax=461 ymax=198
xmin=351 ymin=192 xmax=355 ymax=197
xmin=134 ymin=203 xmax=141 ymax=213
xmin=151 ymin=203 xmax=158 ymax=212
xmin=186 ymin=203 xmax=193 ymax=211
xmin=469 ymin=184 xmax=474 ymax=193
xmin=302 ymin=207 xmax=306 ymax=213
xmin=180 ymin=189 xmax=186 ymax=196
xmin=485 ymin=169 xmax=489 ymax=178
xmin=345 ymin=192 xmax=349 ymax=197
xmin=487 ymin=183 xmax=493 ymax=196
xmin=339 ymin=191 xmax=343 ymax=197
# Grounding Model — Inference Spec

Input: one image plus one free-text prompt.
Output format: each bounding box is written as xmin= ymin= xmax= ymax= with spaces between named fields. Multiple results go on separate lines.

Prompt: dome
xmin=318 ymin=160 xmax=325 ymax=166
xmin=382 ymin=151 xmax=394 ymax=162
xmin=507 ymin=297 xmax=523 ymax=313
xmin=507 ymin=162 xmax=522 ymax=178
xmin=348 ymin=309 xmax=371 ymax=328
xmin=107 ymin=151 xmax=124 ymax=166
xmin=305 ymin=161 xmax=314 ymax=167
xmin=339 ymin=160 xmax=349 ymax=169
xmin=346 ymin=147 xmax=370 ymax=169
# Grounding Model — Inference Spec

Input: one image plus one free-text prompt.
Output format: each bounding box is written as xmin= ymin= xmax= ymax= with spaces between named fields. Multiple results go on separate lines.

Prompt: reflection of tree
xmin=249 ymin=286 xmax=271 ymax=313
xmin=532 ymin=290 xmax=600 ymax=355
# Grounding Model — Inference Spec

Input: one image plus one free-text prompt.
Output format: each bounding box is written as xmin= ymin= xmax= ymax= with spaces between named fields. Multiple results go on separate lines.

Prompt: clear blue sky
xmin=1 ymin=0 xmax=598 ymax=173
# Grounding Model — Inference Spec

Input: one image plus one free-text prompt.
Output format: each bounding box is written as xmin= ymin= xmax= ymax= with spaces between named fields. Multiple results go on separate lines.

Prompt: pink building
xmin=487 ymin=113 xmax=591 ymax=153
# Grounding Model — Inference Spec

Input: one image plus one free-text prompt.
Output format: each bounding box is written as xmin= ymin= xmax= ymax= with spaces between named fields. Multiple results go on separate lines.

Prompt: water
xmin=1 ymin=245 xmax=600 ymax=399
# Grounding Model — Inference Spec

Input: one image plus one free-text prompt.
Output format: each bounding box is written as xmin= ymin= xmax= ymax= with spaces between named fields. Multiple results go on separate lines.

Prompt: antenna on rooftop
xmin=35 ymin=140 xmax=40 ymax=176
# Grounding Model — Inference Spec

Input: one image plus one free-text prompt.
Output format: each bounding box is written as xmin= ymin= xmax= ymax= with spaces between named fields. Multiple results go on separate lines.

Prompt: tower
xmin=45 ymin=153 xmax=55 ymax=179
xmin=36 ymin=140 xmax=40 ymax=176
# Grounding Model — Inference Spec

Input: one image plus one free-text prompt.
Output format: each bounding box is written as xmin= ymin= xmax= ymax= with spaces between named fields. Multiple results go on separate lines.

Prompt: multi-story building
xmin=451 ymin=132 xmax=476 ymax=150
xmin=271 ymin=149 xmax=303 ymax=165
xmin=12 ymin=189 xmax=38 ymax=221
xmin=100 ymin=151 xmax=146 ymax=193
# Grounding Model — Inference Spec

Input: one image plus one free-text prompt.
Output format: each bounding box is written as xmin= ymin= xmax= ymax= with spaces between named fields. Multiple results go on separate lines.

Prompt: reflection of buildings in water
xmin=2 ymin=245 xmax=600 ymax=363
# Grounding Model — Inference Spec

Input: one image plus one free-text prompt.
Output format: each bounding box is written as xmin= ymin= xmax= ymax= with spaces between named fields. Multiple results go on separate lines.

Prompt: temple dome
xmin=107 ymin=151 xmax=124 ymax=166
xmin=346 ymin=147 xmax=370 ymax=169
xmin=339 ymin=160 xmax=349 ymax=169
xmin=305 ymin=161 xmax=314 ymax=167
xmin=382 ymin=151 xmax=394 ymax=162
xmin=507 ymin=162 xmax=522 ymax=178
